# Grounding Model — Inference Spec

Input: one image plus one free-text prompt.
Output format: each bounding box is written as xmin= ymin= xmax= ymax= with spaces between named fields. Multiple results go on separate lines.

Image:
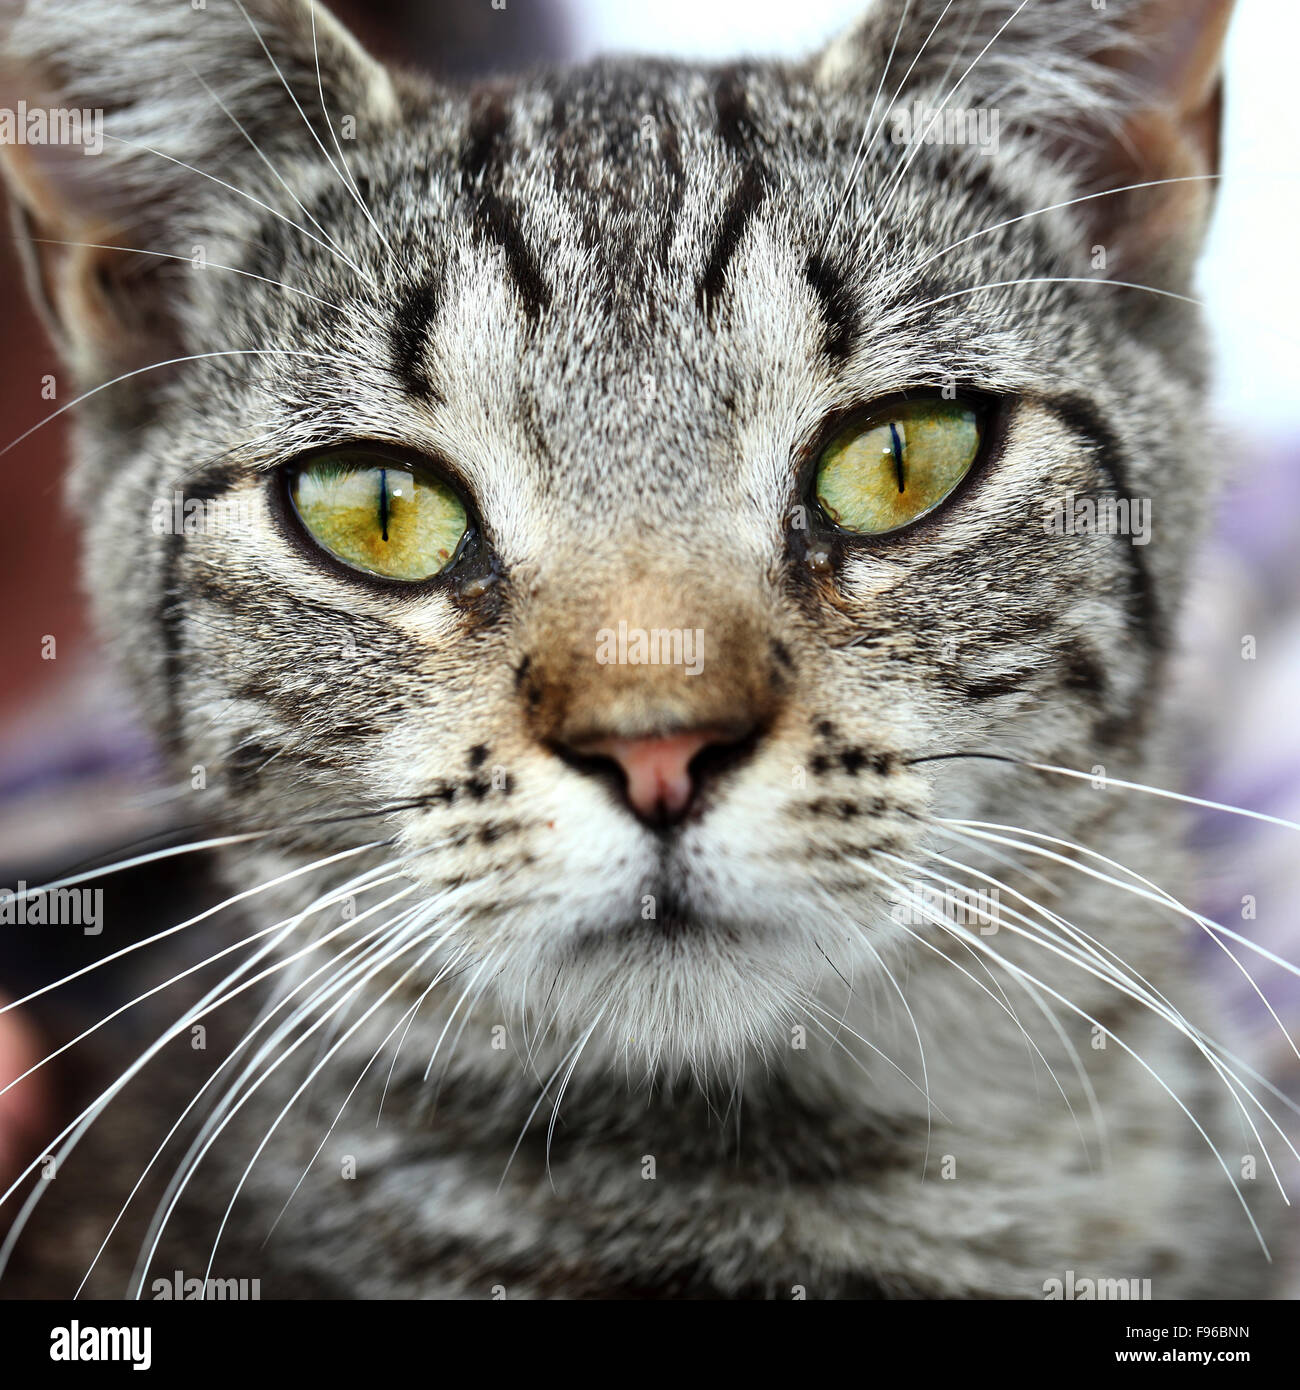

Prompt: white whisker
xmin=100 ymin=131 xmax=376 ymax=287
xmin=2 ymin=840 xmax=384 ymax=1018
xmin=0 ymin=349 xmax=332 ymax=461
xmin=79 ymin=881 xmax=436 ymax=1296
xmin=229 ymin=0 xmax=397 ymax=267
xmin=856 ymin=858 xmax=1272 ymax=1258
xmin=29 ymin=237 xmax=345 ymax=313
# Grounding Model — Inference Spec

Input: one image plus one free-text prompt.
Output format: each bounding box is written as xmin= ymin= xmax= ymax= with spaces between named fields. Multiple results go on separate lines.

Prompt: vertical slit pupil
xmin=889 ymin=422 xmax=905 ymax=493
xmin=378 ymin=467 xmax=389 ymax=542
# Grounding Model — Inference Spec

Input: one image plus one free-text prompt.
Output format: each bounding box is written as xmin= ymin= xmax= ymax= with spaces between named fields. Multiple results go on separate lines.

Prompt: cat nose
xmin=562 ymin=727 xmax=753 ymax=827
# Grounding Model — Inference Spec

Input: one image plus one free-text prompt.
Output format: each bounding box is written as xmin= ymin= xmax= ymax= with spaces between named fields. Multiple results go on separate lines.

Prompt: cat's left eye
xmin=813 ymin=399 xmax=982 ymax=537
xmin=288 ymin=452 xmax=468 ymax=582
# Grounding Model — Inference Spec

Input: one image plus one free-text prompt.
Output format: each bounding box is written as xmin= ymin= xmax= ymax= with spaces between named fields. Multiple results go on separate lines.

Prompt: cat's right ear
xmin=0 ymin=0 xmax=399 ymax=386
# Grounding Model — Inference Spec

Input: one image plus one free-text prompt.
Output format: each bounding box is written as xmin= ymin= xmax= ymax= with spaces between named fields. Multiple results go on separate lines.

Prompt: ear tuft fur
xmin=817 ymin=0 xmax=1234 ymax=284
xmin=0 ymin=0 xmax=397 ymax=381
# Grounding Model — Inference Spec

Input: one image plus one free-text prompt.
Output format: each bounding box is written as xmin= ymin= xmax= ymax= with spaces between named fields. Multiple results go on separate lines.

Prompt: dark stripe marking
xmin=154 ymin=463 xmax=245 ymax=755
xmin=653 ymin=98 xmax=685 ymax=270
xmin=460 ymin=88 xmax=552 ymax=322
xmin=155 ymin=552 xmax=186 ymax=757
xmin=476 ymin=194 xmax=551 ymax=322
xmin=1047 ymin=393 xmax=1165 ymax=653
xmin=1058 ymin=637 xmax=1109 ymax=698
xmin=697 ymin=162 xmax=768 ymax=321
xmin=803 ymin=253 xmax=861 ymax=363
xmin=389 ymin=281 xmax=442 ymax=403
xmin=960 ymin=668 xmax=1037 ymax=700
xmin=713 ymin=66 xmax=760 ymax=157
xmin=460 ymin=90 xmax=510 ymax=184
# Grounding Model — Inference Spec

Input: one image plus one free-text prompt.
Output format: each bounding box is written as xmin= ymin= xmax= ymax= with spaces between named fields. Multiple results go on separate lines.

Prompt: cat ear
xmin=1065 ymin=0 xmax=1233 ymax=282
xmin=820 ymin=0 xmax=1233 ymax=284
xmin=0 ymin=0 xmax=398 ymax=384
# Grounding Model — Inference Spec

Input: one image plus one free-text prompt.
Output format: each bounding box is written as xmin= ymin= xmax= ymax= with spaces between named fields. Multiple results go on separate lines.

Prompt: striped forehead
xmin=229 ymin=60 xmax=1035 ymax=551
xmin=302 ymin=69 xmax=848 ymax=532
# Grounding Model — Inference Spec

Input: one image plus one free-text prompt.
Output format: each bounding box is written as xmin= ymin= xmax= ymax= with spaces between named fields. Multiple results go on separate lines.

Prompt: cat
xmin=0 ymin=0 xmax=1288 ymax=1298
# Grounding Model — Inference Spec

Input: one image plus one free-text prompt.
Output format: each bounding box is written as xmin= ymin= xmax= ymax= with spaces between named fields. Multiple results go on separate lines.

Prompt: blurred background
xmin=1 ymin=0 xmax=1298 ymax=1094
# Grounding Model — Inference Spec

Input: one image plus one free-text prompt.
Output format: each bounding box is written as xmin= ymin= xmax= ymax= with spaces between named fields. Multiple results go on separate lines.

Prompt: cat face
xmin=1 ymin=0 xmax=1231 ymax=1070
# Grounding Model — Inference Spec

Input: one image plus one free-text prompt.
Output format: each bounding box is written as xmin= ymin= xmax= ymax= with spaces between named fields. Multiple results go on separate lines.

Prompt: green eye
xmin=289 ymin=453 xmax=468 ymax=581
xmin=814 ymin=400 xmax=982 ymax=536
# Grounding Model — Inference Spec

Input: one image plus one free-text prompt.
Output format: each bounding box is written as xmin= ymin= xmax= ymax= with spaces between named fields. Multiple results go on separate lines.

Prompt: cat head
xmin=0 ymin=0 xmax=1233 ymax=1072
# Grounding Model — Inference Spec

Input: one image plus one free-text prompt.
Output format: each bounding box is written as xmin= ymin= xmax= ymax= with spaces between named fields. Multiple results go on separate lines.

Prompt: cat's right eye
xmin=288 ymin=452 xmax=469 ymax=582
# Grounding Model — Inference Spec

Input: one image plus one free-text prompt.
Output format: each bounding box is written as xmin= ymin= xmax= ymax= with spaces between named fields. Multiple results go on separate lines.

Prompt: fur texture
xmin=0 ymin=0 xmax=1283 ymax=1298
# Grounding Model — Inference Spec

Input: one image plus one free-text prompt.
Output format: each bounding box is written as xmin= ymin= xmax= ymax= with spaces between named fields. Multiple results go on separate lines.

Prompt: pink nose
xmin=578 ymin=731 xmax=716 ymax=825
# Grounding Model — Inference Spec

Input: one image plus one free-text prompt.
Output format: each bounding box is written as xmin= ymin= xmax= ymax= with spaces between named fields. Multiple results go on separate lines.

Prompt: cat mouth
xmin=560 ymin=879 xmax=761 ymax=953
xmin=633 ymin=885 xmax=720 ymax=941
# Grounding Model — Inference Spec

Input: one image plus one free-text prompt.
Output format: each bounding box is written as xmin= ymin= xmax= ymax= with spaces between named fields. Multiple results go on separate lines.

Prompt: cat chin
xmin=467 ymin=904 xmax=895 ymax=1077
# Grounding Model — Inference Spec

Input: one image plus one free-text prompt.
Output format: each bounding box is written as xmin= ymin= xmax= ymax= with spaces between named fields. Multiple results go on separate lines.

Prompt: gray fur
xmin=0 ymin=0 xmax=1282 ymax=1298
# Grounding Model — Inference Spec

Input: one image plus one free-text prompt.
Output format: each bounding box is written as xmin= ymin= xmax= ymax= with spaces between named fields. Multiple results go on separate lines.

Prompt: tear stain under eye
xmin=448 ymin=549 xmax=506 ymax=619
xmin=804 ymin=539 xmax=834 ymax=573
xmin=458 ymin=571 xmax=497 ymax=600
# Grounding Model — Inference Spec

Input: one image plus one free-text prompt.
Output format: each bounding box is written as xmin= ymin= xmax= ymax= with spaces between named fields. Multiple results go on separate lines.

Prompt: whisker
xmin=77 ymin=882 xmax=435 ymax=1296
xmin=26 ymin=237 xmax=345 ymax=313
xmin=230 ymin=0 xmax=397 ymax=268
xmin=180 ymin=56 xmax=350 ymax=259
xmin=909 ymin=749 xmax=1300 ymax=841
xmin=918 ymin=838 xmax=1295 ymax=1195
xmin=943 ymin=819 xmax=1300 ymax=1006
xmin=497 ymin=1019 xmax=597 ymax=1193
xmin=891 ymin=841 xmax=1300 ymax=1197
xmin=845 ymin=871 xmax=1097 ymax=1163
xmin=426 ymin=959 xmax=507 ymax=1114
xmin=910 ymin=275 xmax=1203 ymax=315
xmin=0 ymin=864 xmax=417 ymax=1282
xmin=267 ymin=945 xmax=474 ymax=1245
xmin=791 ymin=987 xmax=941 ymax=1113
xmin=100 ymin=129 xmax=377 ymax=287
xmin=809 ymin=938 xmax=856 ymax=1046
xmin=140 ymin=903 xmax=446 ymax=1296
xmin=835 ymin=910 xmax=937 ymax=1165
xmin=856 ymin=858 xmax=1273 ymax=1257
xmin=817 ymin=0 xmax=932 ymax=257
xmin=421 ymin=953 xmax=499 ymax=1085
xmin=871 ymin=0 xmax=1034 ymax=224
xmin=195 ymin=916 xmax=469 ymax=1280
xmin=0 ymin=349 xmax=333 ymax=461
xmin=927 ymin=823 xmax=1300 ymax=1180
xmin=306 ymin=0 xmax=398 ymax=264
xmin=911 ymin=175 xmax=1223 ymax=274
xmin=5 ymin=785 xmax=474 ymax=923
xmin=0 ymin=864 xmax=408 ymax=1105
xmin=374 ymin=951 xmax=475 ymax=1127
xmin=1 ymin=840 xmax=386 ymax=1016
xmin=126 ymin=891 xmax=448 ymax=1288
xmin=543 ymin=1005 xmax=609 ymax=1193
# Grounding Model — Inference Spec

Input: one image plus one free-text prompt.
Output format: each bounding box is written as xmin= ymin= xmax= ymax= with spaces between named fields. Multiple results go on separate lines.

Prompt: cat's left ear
xmin=1077 ymin=0 xmax=1234 ymax=279
xmin=821 ymin=0 xmax=1234 ymax=286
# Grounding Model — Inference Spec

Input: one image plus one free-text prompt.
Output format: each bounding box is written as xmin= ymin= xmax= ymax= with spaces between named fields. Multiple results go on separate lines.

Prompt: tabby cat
xmin=0 ymin=0 xmax=1287 ymax=1298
